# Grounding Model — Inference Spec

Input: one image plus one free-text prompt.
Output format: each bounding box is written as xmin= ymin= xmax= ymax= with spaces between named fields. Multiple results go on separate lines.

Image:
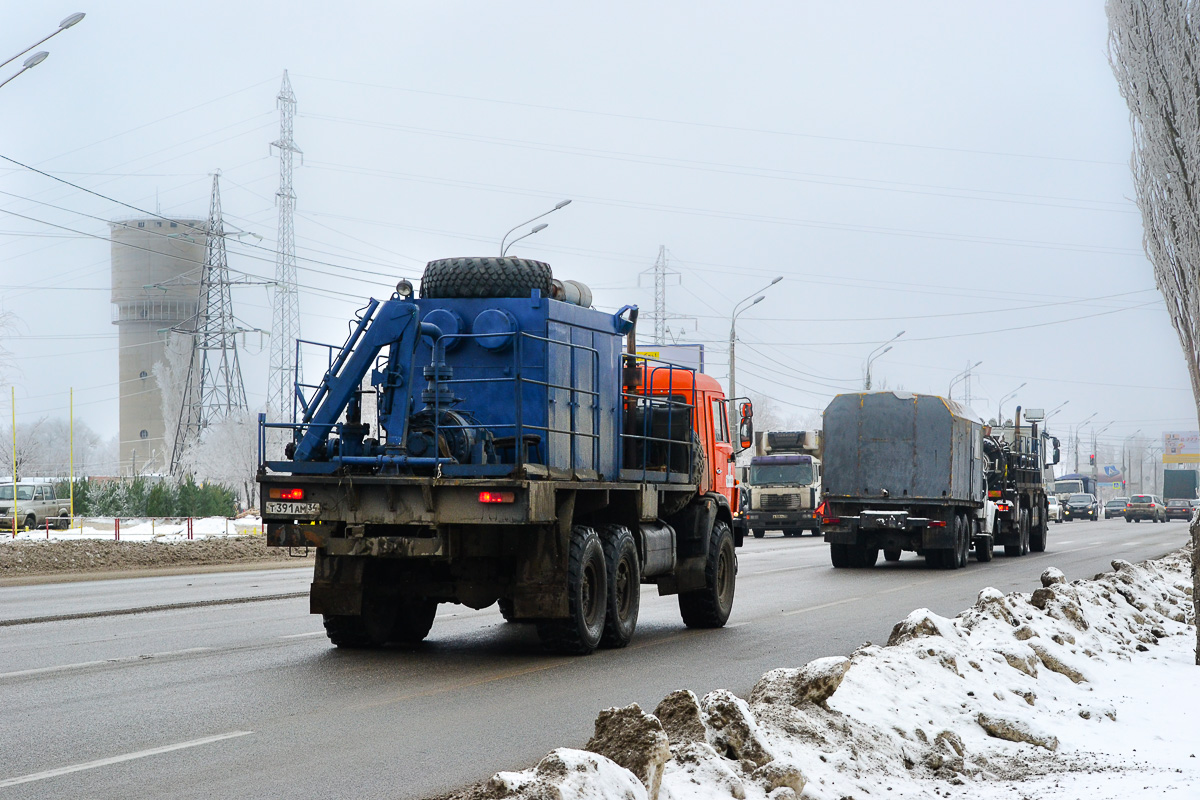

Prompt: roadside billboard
xmin=636 ymin=343 xmax=705 ymax=374
xmin=1163 ymin=430 xmax=1200 ymax=463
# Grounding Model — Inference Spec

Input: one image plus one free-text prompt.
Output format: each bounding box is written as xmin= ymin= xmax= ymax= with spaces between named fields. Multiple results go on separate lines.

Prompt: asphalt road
xmin=0 ymin=516 xmax=1187 ymax=799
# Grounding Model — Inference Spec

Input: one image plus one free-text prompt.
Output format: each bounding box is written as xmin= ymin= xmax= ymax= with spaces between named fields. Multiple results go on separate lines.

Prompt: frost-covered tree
xmin=178 ymin=407 xmax=260 ymax=509
xmin=1107 ymin=0 xmax=1200 ymax=663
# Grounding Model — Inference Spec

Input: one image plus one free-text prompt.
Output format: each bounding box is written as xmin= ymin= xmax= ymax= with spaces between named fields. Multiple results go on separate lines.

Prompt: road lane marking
xmin=279 ymin=631 xmax=325 ymax=639
xmin=0 ymin=592 xmax=307 ymax=627
xmin=0 ymin=731 xmax=253 ymax=788
xmin=877 ymin=579 xmax=939 ymax=595
xmin=0 ymin=647 xmax=212 ymax=680
xmin=781 ymin=597 xmax=863 ymax=616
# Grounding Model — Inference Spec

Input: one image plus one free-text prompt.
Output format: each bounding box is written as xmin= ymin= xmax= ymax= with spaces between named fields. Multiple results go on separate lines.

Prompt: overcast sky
xmin=0 ymin=1 xmax=1188 ymax=468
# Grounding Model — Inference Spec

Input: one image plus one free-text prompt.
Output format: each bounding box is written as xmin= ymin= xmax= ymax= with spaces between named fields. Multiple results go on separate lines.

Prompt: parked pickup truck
xmin=0 ymin=483 xmax=69 ymax=530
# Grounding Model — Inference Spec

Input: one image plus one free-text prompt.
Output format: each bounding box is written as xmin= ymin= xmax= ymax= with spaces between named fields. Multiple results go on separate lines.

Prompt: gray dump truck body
xmin=821 ymin=392 xmax=988 ymax=569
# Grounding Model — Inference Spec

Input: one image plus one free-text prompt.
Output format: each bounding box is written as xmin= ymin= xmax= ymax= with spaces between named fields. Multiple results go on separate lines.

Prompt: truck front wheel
xmin=679 ymin=520 xmax=736 ymax=628
xmin=537 ymin=525 xmax=607 ymax=654
xmin=598 ymin=525 xmax=640 ymax=648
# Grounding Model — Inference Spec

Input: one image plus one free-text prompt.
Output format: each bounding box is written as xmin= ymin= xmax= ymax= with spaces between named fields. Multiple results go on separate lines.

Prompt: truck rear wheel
xmin=391 ymin=596 xmax=438 ymax=643
xmin=883 ymin=548 xmax=902 ymax=562
xmin=955 ymin=515 xmax=970 ymax=568
xmin=598 ymin=525 xmax=640 ymax=648
xmin=752 ymin=528 xmax=765 ymax=539
xmin=855 ymin=545 xmax=879 ymax=567
xmin=679 ymin=520 xmax=736 ymax=628
xmin=537 ymin=525 xmax=607 ymax=654
xmin=973 ymin=518 xmax=994 ymax=562
xmin=830 ymin=543 xmax=855 ymax=568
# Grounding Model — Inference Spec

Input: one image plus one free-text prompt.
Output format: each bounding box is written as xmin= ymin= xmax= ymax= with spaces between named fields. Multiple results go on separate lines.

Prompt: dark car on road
xmin=1064 ymin=492 xmax=1098 ymax=521
xmin=1125 ymin=494 xmax=1166 ymax=523
xmin=1165 ymin=498 xmax=1194 ymax=521
xmin=1104 ymin=498 xmax=1129 ymax=519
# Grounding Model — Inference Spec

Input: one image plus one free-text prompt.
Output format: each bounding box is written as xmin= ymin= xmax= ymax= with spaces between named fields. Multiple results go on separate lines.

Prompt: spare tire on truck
xmin=420 ymin=257 xmax=553 ymax=299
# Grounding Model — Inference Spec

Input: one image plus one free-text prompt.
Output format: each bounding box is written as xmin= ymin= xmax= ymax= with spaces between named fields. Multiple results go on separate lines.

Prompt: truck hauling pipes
xmin=258 ymin=256 xmax=747 ymax=654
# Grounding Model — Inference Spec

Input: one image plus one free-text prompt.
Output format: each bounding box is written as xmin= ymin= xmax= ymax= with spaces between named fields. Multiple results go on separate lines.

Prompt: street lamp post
xmin=728 ymin=276 xmax=783 ymax=450
xmin=1091 ymin=421 xmax=1113 ymax=480
xmin=996 ymin=382 xmax=1027 ymax=425
xmin=0 ymin=13 xmax=85 ymax=91
xmin=1044 ymin=400 xmax=1069 ymax=422
xmin=0 ymin=12 xmax=85 ymax=72
xmin=948 ymin=360 xmax=982 ymax=399
xmin=499 ymin=199 xmax=570 ymax=256
xmin=0 ymin=51 xmax=49 ymax=91
xmin=1071 ymin=412 xmax=1097 ymax=472
xmin=863 ymin=331 xmax=905 ymax=390
xmin=1123 ymin=429 xmax=1141 ymax=493
xmin=500 ymin=223 xmax=547 ymax=256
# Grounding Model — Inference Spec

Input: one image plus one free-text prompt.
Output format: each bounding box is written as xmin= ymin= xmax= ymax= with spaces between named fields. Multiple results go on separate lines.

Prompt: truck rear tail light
xmin=987 ymin=490 xmax=1001 ymax=499
xmin=928 ymin=520 xmax=947 ymax=528
xmin=821 ymin=516 xmax=840 ymax=526
xmin=269 ymin=488 xmax=305 ymax=501
xmin=479 ymin=491 xmax=515 ymax=504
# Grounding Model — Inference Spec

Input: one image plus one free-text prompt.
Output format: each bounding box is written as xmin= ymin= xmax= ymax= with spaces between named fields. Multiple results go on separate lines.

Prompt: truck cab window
xmin=711 ymin=399 xmax=728 ymax=442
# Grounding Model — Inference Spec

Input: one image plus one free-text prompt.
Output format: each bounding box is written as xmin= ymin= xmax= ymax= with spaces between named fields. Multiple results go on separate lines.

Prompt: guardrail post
xmin=115 ymin=517 xmax=120 ymax=541
xmin=45 ymin=517 xmax=49 ymax=539
xmin=188 ymin=518 xmax=193 ymax=540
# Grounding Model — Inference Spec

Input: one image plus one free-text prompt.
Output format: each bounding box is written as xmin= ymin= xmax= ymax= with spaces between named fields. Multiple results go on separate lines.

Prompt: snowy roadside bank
xmin=0 ymin=518 xmax=312 ymax=580
xmin=451 ymin=547 xmax=1196 ymax=800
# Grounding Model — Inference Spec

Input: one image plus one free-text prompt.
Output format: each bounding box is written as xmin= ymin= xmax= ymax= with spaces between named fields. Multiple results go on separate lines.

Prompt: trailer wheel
xmin=679 ymin=520 xmax=736 ymax=628
xmin=1030 ymin=510 xmax=1048 ymax=553
xmin=752 ymin=528 xmax=765 ymax=539
xmin=1005 ymin=508 xmax=1031 ymax=556
xmin=598 ymin=525 xmax=640 ymax=648
xmin=420 ymin=256 xmax=554 ymax=299
xmin=537 ymin=525 xmax=607 ymax=654
xmin=883 ymin=548 xmax=902 ymax=562
xmin=830 ymin=543 xmax=855 ymax=568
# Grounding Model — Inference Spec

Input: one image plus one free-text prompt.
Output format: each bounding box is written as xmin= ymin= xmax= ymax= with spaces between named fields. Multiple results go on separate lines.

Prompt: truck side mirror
xmin=738 ymin=416 xmax=753 ymax=450
xmin=740 ymin=401 xmax=753 ymax=420
xmin=1051 ymin=437 xmax=1061 ymax=465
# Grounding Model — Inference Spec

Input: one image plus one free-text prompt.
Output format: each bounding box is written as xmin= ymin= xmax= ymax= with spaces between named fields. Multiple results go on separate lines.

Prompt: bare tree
xmin=1107 ymin=0 xmax=1200 ymax=663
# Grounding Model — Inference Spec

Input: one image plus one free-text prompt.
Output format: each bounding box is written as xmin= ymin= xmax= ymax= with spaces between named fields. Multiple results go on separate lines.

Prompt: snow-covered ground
xmin=6 ymin=516 xmax=264 ymax=543
xmin=483 ymin=549 xmax=1197 ymax=800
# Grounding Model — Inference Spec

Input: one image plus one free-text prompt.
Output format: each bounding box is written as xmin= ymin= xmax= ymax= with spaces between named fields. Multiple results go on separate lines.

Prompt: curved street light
xmin=728 ymin=276 xmax=783 ymax=449
xmin=499 ymin=199 xmax=570 ymax=256
xmin=1 ymin=12 xmax=85 ymax=72
xmin=947 ymin=360 xmax=983 ymax=398
xmin=500 ymin=222 xmax=548 ymax=256
xmin=996 ymin=382 xmax=1026 ymax=424
xmin=0 ymin=51 xmax=49 ymax=91
xmin=863 ymin=331 xmax=904 ymax=390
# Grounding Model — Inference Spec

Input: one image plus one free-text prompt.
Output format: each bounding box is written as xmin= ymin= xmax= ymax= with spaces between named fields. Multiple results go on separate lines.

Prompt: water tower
xmin=109 ymin=218 xmax=207 ymax=475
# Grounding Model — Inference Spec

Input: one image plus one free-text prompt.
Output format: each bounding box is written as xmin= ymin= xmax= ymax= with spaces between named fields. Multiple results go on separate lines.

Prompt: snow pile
xmin=478 ymin=550 xmax=1197 ymax=800
xmin=5 ymin=515 xmax=264 ymax=543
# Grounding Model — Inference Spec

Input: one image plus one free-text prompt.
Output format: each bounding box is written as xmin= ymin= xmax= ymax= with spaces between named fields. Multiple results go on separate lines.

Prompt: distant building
xmin=109 ymin=217 xmax=207 ymax=475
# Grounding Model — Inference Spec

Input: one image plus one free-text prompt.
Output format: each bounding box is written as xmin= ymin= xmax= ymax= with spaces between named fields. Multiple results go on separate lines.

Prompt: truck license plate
xmin=265 ymin=501 xmax=320 ymax=518
xmin=772 ymin=514 xmax=787 ymax=519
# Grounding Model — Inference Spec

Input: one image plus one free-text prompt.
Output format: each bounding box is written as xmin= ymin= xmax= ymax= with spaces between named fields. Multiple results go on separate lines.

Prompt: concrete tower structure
xmin=110 ymin=217 xmax=207 ymax=475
